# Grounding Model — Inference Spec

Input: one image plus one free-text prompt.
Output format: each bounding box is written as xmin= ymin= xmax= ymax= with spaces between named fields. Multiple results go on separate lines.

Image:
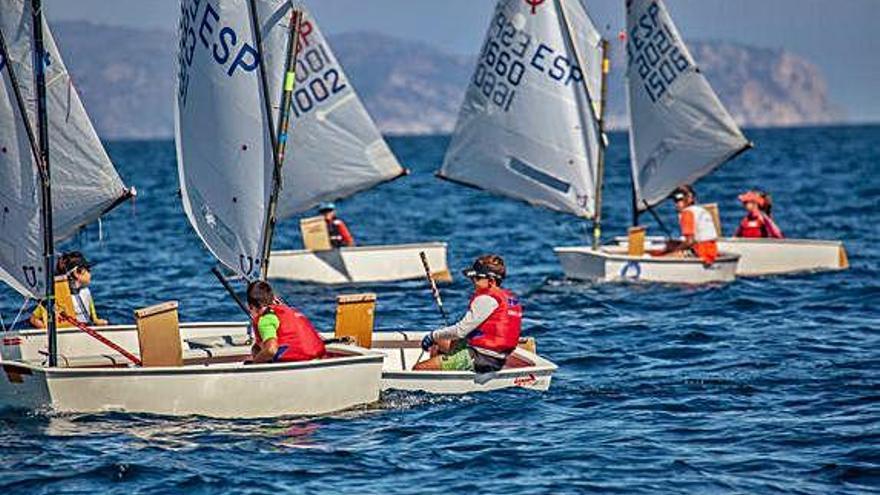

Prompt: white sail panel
xmin=626 ymin=0 xmax=749 ymax=210
xmin=440 ymin=0 xmax=603 ymax=218
xmin=43 ymin=18 xmax=131 ymax=241
xmin=175 ymin=0 xmax=274 ymax=279
xmin=558 ymin=0 xmax=604 ymax=124
xmin=257 ymin=2 xmax=404 ymax=219
xmin=0 ymin=2 xmax=43 ymax=298
xmin=0 ymin=1 xmax=131 ymax=298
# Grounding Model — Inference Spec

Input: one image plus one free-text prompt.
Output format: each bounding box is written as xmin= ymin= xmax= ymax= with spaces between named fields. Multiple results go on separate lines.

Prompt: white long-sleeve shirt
xmin=432 ymin=295 xmax=498 ymax=341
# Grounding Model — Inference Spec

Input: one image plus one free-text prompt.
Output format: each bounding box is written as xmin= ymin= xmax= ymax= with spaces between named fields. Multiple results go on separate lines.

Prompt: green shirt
xmin=257 ymin=313 xmax=280 ymax=342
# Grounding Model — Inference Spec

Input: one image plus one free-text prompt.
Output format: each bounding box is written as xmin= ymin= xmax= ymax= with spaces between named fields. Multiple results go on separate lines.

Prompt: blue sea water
xmin=0 ymin=125 xmax=878 ymax=494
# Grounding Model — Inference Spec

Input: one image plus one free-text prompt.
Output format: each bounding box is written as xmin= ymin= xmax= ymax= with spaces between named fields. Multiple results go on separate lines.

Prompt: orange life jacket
xmin=253 ymin=304 xmax=326 ymax=362
xmin=467 ymin=287 xmax=522 ymax=354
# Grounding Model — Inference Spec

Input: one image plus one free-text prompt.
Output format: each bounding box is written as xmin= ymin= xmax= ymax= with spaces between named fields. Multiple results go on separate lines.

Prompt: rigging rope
xmin=0 ymin=296 xmax=32 ymax=333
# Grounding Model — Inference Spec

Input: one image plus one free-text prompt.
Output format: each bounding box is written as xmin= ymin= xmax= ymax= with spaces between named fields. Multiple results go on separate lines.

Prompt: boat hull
xmin=611 ymin=236 xmax=849 ymax=277
xmin=368 ymin=331 xmax=556 ymax=394
xmin=2 ymin=324 xmax=556 ymax=396
xmin=268 ymin=242 xmax=450 ymax=284
xmin=715 ymin=237 xmax=848 ymax=276
xmin=0 ymin=345 xmax=383 ymax=418
xmin=554 ymin=246 xmax=739 ymax=284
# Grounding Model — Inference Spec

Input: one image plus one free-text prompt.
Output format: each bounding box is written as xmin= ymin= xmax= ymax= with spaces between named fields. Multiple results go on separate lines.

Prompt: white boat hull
xmin=715 ymin=238 xmax=848 ymax=276
xmin=611 ymin=236 xmax=849 ymax=277
xmin=2 ymin=323 xmax=556 ymax=396
xmin=267 ymin=242 xmax=450 ymax=284
xmin=367 ymin=331 xmax=555 ymax=394
xmin=0 ymin=347 xmax=382 ymax=418
xmin=554 ymin=246 xmax=739 ymax=284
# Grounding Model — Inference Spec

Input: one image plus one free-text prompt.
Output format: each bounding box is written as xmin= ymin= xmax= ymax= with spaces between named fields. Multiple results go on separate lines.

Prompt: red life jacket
xmin=737 ymin=212 xmax=768 ymax=238
xmin=467 ymin=287 xmax=522 ymax=354
xmin=253 ymin=304 xmax=326 ymax=362
xmin=326 ymin=218 xmax=353 ymax=247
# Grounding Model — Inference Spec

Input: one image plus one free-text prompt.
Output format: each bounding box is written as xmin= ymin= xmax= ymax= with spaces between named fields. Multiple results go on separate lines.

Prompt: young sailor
xmin=319 ymin=202 xmax=355 ymax=248
xmin=734 ymin=190 xmax=784 ymax=239
xmin=246 ymin=280 xmax=326 ymax=364
xmin=662 ymin=185 xmax=719 ymax=265
xmin=415 ymin=255 xmax=522 ymax=373
xmin=29 ymin=252 xmax=108 ymax=328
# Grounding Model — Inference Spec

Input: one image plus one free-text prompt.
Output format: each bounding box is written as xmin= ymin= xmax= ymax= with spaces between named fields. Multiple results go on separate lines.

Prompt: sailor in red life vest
xmin=319 ymin=203 xmax=355 ymax=248
xmin=661 ymin=185 xmax=719 ymax=265
xmin=414 ymin=255 xmax=522 ymax=373
xmin=246 ymin=280 xmax=326 ymax=364
xmin=734 ymin=190 xmax=784 ymax=239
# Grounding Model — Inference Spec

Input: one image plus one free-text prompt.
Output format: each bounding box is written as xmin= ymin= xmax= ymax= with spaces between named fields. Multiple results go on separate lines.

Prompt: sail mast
xmin=554 ymin=0 xmax=607 ymax=249
xmin=273 ymin=8 xmax=303 ymax=186
xmin=246 ymin=0 xmax=285 ymax=280
xmin=592 ymin=39 xmax=609 ymax=249
xmin=262 ymin=7 xmax=303 ymax=277
xmin=31 ymin=0 xmax=57 ymax=367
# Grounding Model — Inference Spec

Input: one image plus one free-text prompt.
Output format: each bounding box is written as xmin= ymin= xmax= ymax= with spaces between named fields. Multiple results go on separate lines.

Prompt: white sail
xmin=175 ymin=0 xmax=274 ymax=279
xmin=256 ymin=1 xmax=404 ymax=219
xmin=440 ymin=0 xmax=604 ymax=218
xmin=0 ymin=1 xmax=131 ymax=298
xmin=626 ymin=0 xmax=749 ymax=210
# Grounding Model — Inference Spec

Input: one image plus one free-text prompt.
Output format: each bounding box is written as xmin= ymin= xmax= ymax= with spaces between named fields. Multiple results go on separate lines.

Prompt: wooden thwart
xmin=334 ymin=293 xmax=376 ymax=348
xmin=627 ymin=226 xmax=646 ymax=257
xmin=300 ymin=216 xmax=332 ymax=251
xmin=135 ymin=301 xmax=183 ymax=367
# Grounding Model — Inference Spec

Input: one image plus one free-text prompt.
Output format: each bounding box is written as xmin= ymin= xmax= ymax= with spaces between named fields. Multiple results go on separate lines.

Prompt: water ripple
xmin=1 ymin=127 xmax=879 ymax=494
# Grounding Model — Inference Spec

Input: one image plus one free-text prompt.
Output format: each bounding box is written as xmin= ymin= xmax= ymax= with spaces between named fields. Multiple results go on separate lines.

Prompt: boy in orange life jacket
xmin=246 ymin=281 xmax=326 ymax=364
xmin=734 ymin=190 xmax=784 ymax=239
xmin=661 ymin=185 xmax=719 ymax=265
xmin=319 ymin=203 xmax=355 ymax=248
xmin=415 ymin=255 xmax=522 ymax=373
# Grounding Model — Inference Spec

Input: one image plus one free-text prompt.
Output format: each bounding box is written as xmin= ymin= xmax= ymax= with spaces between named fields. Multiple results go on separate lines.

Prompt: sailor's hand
xmin=421 ymin=331 xmax=435 ymax=351
xmin=95 ymin=318 xmax=109 ymax=326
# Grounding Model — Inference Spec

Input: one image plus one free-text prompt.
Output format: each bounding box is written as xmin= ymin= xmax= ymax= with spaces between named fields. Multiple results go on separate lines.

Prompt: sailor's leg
xmin=413 ymin=354 xmax=444 ymax=370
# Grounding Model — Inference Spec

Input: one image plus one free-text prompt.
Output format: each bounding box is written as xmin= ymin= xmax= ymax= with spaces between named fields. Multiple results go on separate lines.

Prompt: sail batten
xmin=625 ymin=0 xmax=749 ymax=211
xmin=0 ymin=1 xmax=132 ymax=298
xmin=440 ymin=0 xmax=604 ymax=219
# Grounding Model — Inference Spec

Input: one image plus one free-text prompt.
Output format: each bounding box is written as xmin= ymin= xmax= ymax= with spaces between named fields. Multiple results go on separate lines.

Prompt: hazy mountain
xmin=53 ymin=22 xmax=176 ymax=140
xmin=51 ymin=22 xmax=843 ymax=139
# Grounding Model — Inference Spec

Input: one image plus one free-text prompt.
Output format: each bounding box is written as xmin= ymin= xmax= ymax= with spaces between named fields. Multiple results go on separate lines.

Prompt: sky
xmin=45 ymin=0 xmax=880 ymax=122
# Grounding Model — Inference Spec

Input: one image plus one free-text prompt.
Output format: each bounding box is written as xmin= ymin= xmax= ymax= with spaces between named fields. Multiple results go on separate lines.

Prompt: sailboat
xmin=4 ymin=1 xmax=555 ymax=396
xmin=261 ymin=5 xmax=449 ymax=285
xmin=563 ymin=0 xmax=847 ymax=281
xmin=554 ymin=0 xmax=746 ymax=283
xmin=0 ymin=0 xmax=383 ymax=419
xmin=439 ymin=0 xmax=720 ymax=282
xmin=0 ymin=5 xmax=135 ymax=298
xmin=440 ymin=0 xmax=606 ymax=249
